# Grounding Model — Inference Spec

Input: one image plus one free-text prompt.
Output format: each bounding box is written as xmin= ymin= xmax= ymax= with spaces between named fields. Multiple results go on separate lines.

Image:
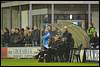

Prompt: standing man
xmin=62 ymin=26 xmax=73 ymax=62
xmin=32 ymin=26 xmax=40 ymax=46
xmin=2 ymin=28 xmax=10 ymax=47
xmin=40 ymin=28 xmax=51 ymax=62
xmin=87 ymin=23 xmax=96 ymax=40
xmin=42 ymin=28 xmax=51 ymax=49
xmin=87 ymin=23 xmax=96 ymax=48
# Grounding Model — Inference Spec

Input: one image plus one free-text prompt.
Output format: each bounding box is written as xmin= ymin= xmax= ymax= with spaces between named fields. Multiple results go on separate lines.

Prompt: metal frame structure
xmin=1 ymin=1 xmax=99 ymax=28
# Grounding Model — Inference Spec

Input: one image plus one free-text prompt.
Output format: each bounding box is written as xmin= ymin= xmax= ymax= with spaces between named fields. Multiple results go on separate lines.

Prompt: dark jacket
xmin=10 ymin=33 xmax=15 ymax=44
xmin=2 ymin=32 xmax=10 ymax=44
xmin=1 ymin=34 xmax=3 ymax=45
xmin=49 ymin=39 xmax=64 ymax=56
xmin=32 ymin=29 xmax=40 ymax=41
xmin=18 ymin=32 xmax=25 ymax=44
xmin=90 ymin=36 xmax=99 ymax=48
xmin=24 ymin=35 xmax=32 ymax=44
xmin=10 ymin=33 xmax=20 ymax=44
xmin=63 ymin=31 xmax=71 ymax=39
xmin=63 ymin=31 xmax=74 ymax=49
xmin=50 ymin=39 xmax=63 ymax=50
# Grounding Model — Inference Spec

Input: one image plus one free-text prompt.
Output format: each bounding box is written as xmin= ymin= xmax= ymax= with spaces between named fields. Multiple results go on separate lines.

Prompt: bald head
xmin=64 ymin=26 xmax=68 ymax=32
xmin=64 ymin=26 xmax=68 ymax=29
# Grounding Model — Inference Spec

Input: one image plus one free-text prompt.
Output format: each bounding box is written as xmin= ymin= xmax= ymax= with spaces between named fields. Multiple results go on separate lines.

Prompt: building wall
xmin=2 ymin=8 xmax=11 ymax=30
xmin=21 ymin=10 xmax=29 ymax=29
xmin=12 ymin=7 xmax=20 ymax=29
xmin=1 ymin=4 xmax=99 ymax=34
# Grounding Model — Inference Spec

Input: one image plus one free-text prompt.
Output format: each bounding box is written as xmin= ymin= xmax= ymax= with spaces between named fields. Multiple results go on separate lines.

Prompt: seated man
xmin=49 ymin=34 xmax=64 ymax=62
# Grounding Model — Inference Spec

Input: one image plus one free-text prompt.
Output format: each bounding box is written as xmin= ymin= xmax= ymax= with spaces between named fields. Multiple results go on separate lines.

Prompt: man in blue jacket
xmin=42 ymin=28 xmax=51 ymax=49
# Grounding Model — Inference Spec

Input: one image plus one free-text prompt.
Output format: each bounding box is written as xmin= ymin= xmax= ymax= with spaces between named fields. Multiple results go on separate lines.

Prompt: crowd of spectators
xmin=1 ymin=26 xmax=40 ymax=47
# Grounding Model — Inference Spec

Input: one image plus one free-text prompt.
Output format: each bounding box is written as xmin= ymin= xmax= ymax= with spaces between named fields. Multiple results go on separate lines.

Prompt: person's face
xmin=15 ymin=29 xmax=19 ymax=33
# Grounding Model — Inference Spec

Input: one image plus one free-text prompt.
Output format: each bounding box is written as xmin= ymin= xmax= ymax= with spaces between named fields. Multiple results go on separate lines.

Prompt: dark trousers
xmin=63 ymin=48 xmax=70 ymax=62
xmin=32 ymin=40 xmax=38 ymax=46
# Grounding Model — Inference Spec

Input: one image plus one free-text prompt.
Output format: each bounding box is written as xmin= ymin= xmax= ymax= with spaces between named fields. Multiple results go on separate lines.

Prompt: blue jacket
xmin=42 ymin=32 xmax=50 ymax=48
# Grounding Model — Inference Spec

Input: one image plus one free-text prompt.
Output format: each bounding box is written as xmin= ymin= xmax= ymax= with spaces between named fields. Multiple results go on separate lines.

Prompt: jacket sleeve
xmin=42 ymin=32 xmax=50 ymax=39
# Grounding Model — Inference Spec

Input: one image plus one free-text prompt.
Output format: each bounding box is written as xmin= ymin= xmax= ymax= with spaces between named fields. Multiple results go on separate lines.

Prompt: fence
xmin=1 ymin=47 xmax=99 ymax=62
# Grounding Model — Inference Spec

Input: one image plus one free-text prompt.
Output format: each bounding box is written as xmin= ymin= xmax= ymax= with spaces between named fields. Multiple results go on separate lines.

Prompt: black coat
xmin=24 ymin=35 xmax=32 ymax=44
xmin=48 ymin=39 xmax=64 ymax=56
xmin=32 ymin=29 xmax=40 ymax=41
xmin=2 ymin=32 xmax=10 ymax=44
xmin=18 ymin=33 xmax=25 ymax=44
xmin=90 ymin=36 xmax=99 ymax=47
xmin=1 ymin=34 xmax=3 ymax=44
xmin=50 ymin=39 xmax=63 ymax=50
xmin=10 ymin=33 xmax=15 ymax=44
xmin=10 ymin=33 xmax=20 ymax=44
xmin=63 ymin=31 xmax=74 ymax=49
xmin=63 ymin=31 xmax=71 ymax=40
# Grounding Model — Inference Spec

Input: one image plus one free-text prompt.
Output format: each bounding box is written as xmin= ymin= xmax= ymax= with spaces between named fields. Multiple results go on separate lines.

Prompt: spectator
xmin=32 ymin=26 xmax=40 ymax=46
xmin=25 ymin=31 xmax=32 ymax=47
xmin=51 ymin=27 xmax=57 ymax=37
xmin=1 ymin=30 xmax=4 ymax=47
xmin=2 ymin=28 xmax=10 ymax=47
xmin=11 ymin=28 xmax=20 ymax=47
xmin=87 ymin=23 xmax=96 ymax=40
xmin=9 ymin=28 xmax=16 ymax=47
xmin=42 ymin=27 xmax=45 ymax=36
xmin=62 ymin=26 xmax=73 ymax=62
xmin=24 ymin=26 xmax=30 ymax=37
xmin=37 ymin=29 xmax=40 ymax=46
xmin=67 ymin=33 xmax=74 ymax=62
xmin=19 ymin=28 xmax=25 ymax=47
xmin=49 ymin=34 xmax=64 ymax=62
xmin=90 ymin=32 xmax=99 ymax=48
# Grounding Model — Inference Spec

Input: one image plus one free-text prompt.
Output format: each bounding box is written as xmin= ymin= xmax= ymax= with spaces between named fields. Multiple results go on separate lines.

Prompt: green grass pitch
xmin=1 ymin=59 xmax=99 ymax=66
